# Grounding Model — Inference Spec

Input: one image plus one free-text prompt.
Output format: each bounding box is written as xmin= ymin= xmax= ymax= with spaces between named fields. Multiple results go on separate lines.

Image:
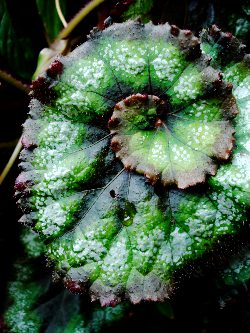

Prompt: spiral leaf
xmin=16 ymin=21 xmax=250 ymax=306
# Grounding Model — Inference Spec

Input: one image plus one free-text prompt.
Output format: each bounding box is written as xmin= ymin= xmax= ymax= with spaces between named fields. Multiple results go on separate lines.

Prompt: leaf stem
xmin=55 ymin=0 xmax=68 ymax=28
xmin=0 ymin=69 xmax=30 ymax=94
xmin=55 ymin=0 xmax=105 ymax=41
xmin=0 ymin=138 xmax=22 ymax=185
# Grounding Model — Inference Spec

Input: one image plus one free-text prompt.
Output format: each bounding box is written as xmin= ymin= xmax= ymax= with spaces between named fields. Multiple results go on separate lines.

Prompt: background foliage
xmin=0 ymin=0 xmax=249 ymax=332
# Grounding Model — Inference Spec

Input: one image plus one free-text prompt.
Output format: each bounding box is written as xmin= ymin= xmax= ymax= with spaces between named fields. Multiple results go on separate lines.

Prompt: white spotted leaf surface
xmin=4 ymin=229 xmax=126 ymax=333
xmin=16 ymin=22 xmax=250 ymax=306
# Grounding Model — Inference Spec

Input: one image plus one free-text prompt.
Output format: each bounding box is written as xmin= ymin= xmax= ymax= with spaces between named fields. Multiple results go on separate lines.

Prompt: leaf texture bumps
xmin=4 ymin=229 xmax=126 ymax=333
xmin=15 ymin=21 xmax=250 ymax=306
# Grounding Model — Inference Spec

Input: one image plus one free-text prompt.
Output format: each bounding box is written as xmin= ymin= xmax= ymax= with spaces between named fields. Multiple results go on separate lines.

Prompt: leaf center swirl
xmin=109 ymin=93 xmax=235 ymax=189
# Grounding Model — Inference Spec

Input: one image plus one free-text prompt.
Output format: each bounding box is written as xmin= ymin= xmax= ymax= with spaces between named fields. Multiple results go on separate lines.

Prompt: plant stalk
xmin=55 ymin=0 xmax=68 ymax=27
xmin=55 ymin=0 xmax=105 ymax=41
xmin=0 ymin=69 xmax=30 ymax=94
xmin=0 ymin=138 xmax=22 ymax=185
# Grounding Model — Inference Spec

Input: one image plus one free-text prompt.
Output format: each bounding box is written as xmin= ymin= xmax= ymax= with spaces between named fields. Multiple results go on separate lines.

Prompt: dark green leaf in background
xmin=221 ymin=247 xmax=250 ymax=286
xmin=0 ymin=0 xmax=45 ymax=80
xmin=121 ymin=0 xmax=153 ymax=22
xmin=35 ymin=0 xmax=66 ymax=43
